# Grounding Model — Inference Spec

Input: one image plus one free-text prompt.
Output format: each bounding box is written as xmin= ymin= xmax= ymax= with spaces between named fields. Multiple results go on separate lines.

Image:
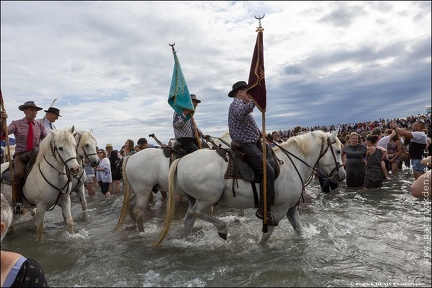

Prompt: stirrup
xmin=13 ymin=203 xmax=24 ymax=215
xmin=255 ymin=209 xmax=279 ymax=226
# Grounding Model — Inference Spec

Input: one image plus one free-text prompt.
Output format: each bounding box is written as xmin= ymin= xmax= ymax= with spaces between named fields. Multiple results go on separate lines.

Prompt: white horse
xmin=1 ymin=143 xmax=15 ymax=164
xmin=113 ymin=132 xmax=232 ymax=233
xmin=70 ymin=129 xmax=99 ymax=218
xmin=1 ymin=127 xmax=81 ymax=241
xmin=155 ymin=130 xmax=346 ymax=246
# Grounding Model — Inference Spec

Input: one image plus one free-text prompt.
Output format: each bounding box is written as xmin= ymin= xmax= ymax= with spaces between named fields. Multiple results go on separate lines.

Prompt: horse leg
xmin=35 ymin=205 xmax=46 ymax=242
xmin=183 ymin=209 xmax=197 ymax=239
xmin=133 ymin=189 xmax=151 ymax=232
xmin=78 ymin=185 xmax=88 ymax=220
xmin=60 ymin=195 xmax=74 ymax=235
xmin=259 ymin=226 xmax=277 ymax=246
xmin=186 ymin=198 xmax=228 ymax=240
xmin=286 ymin=205 xmax=303 ymax=234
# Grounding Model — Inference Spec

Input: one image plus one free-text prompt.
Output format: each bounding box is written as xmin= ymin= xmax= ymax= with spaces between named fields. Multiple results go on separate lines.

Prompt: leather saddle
xmin=222 ymin=142 xmax=280 ymax=182
xmin=1 ymin=149 xmax=38 ymax=188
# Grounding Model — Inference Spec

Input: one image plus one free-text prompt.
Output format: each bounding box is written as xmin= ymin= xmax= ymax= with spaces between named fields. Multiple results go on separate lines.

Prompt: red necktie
xmin=26 ymin=121 xmax=34 ymax=151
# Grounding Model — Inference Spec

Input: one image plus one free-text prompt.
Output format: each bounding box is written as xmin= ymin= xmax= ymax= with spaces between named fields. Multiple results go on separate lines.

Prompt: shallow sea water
xmin=2 ymin=165 xmax=431 ymax=287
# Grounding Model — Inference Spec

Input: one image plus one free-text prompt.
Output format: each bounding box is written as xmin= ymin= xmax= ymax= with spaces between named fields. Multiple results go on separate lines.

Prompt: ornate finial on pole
xmin=254 ymin=14 xmax=265 ymax=32
xmin=169 ymin=43 xmax=176 ymax=52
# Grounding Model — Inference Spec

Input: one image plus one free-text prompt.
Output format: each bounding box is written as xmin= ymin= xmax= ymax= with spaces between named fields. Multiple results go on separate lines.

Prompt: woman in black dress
xmin=342 ymin=132 xmax=367 ymax=187
xmin=108 ymin=149 xmax=122 ymax=195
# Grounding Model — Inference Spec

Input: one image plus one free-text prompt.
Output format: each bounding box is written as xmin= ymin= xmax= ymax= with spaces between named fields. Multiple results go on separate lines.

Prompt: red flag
xmin=246 ymin=30 xmax=266 ymax=112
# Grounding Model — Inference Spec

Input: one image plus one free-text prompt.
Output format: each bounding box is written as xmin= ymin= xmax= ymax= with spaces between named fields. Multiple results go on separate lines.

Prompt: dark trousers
xmin=12 ymin=152 xmax=26 ymax=204
xmin=177 ymin=137 xmax=199 ymax=154
xmin=240 ymin=141 xmax=275 ymax=206
xmin=99 ymin=181 xmax=111 ymax=195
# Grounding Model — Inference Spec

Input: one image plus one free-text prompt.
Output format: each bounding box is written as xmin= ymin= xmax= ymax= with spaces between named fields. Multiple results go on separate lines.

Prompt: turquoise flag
xmin=168 ymin=50 xmax=194 ymax=121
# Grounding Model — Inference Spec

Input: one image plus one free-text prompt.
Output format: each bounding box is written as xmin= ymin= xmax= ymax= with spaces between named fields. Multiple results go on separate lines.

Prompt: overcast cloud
xmin=1 ymin=1 xmax=430 ymax=149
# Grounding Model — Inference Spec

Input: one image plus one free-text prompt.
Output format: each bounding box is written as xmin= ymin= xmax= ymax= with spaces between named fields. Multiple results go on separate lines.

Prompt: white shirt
xmin=38 ymin=118 xmax=56 ymax=134
xmin=377 ymin=135 xmax=391 ymax=149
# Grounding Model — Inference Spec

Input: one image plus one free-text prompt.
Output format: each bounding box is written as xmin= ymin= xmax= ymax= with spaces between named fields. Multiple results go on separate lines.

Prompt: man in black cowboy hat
xmin=172 ymin=94 xmax=204 ymax=153
xmin=227 ymin=81 xmax=278 ymax=226
xmin=39 ymin=106 xmax=61 ymax=133
xmin=1 ymin=101 xmax=47 ymax=214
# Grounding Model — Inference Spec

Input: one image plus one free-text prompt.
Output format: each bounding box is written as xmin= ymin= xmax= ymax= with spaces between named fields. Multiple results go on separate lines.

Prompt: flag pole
xmin=0 ymin=90 xmax=16 ymax=205
xmin=261 ymin=110 xmax=268 ymax=232
xmin=191 ymin=116 xmax=202 ymax=149
xmin=255 ymin=15 xmax=268 ymax=233
xmin=246 ymin=14 xmax=268 ymax=232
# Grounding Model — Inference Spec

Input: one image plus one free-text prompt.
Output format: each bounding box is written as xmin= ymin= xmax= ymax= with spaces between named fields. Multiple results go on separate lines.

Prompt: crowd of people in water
xmin=269 ymin=114 xmax=431 ymax=198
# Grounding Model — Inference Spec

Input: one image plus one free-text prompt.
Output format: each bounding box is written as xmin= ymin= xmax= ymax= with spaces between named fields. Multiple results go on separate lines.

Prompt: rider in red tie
xmin=1 ymin=101 xmax=47 ymax=214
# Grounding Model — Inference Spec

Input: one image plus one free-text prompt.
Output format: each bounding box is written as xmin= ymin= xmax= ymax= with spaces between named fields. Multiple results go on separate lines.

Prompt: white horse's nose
xmin=337 ymin=168 xmax=346 ymax=181
xmin=70 ymin=164 xmax=81 ymax=176
xmin=91 ymin=160 xmax=100 ymax=167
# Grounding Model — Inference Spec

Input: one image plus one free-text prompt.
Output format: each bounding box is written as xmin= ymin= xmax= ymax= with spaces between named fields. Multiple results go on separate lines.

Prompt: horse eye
xmin=85 ymin=144 xmax=89 ymax=148
xmin=58 ymin=147 xmax=63 ymax=151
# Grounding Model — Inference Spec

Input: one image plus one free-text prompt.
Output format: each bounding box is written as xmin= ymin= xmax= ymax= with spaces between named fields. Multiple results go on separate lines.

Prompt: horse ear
xmin=330 ymin=130 xmax=338 ymax=141
xmin=90 ymin=129 xmax=93 ymax=134
xmin=70 ymin=125 xmax=75 ymax=134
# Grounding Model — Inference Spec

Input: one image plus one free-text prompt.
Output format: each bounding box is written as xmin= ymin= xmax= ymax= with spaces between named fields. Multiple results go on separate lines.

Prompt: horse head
xmin=317 ymin=130 xmax=346 ymax=182
xmin=74 ymin=130 xmax=99 ymax=167
xmin=37 ymin=128 xmax=81 ymax=176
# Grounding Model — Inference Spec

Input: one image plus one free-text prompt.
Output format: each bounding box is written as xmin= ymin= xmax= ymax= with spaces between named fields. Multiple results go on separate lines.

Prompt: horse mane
xmin=285 ymin=130 xmax=327 ymax=155
xmin=35 ymin=129 xmax=76 ymax=165
xmin=218 ymin=131 xmax=230 ymax=141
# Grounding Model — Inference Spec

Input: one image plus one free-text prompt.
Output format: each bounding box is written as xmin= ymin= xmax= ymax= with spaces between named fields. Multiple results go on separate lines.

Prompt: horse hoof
xmin=218 ymin=232 xmax=227 ymax=240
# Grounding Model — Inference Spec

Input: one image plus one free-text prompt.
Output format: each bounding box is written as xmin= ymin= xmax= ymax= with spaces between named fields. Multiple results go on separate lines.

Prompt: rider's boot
xmin=255 ymin=203 xmax=278 ymax=226
xmin=12 ymin=180 xmax=24 ymax=215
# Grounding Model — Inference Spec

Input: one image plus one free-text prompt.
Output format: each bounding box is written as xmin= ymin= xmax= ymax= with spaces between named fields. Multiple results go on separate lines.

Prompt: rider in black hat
xmin=40 ymin=107 xmax=61 ymax=133
xmin=227 ymin=81 xmax=278 ymax=226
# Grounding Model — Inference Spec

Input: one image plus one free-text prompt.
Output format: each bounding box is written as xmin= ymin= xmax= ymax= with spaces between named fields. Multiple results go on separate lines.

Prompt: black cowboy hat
xmin=190 ymin=94 xmax=201 ymax=103
xmin=228 ymin=81 xmax=248 ymax=97
xmin=44 ymin=107 xmax=62 ymax=117
xmin=18 ymin=101 xmax=43 ymax=111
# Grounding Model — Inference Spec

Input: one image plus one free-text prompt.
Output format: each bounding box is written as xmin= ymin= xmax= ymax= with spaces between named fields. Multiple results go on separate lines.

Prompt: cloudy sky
xmin=1 ymin=1 xmax=431 ymax=149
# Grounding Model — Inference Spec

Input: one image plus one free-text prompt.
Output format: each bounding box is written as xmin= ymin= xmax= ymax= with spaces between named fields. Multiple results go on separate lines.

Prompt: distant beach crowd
xmin=268 ymin=113 xmax=431 ymax=142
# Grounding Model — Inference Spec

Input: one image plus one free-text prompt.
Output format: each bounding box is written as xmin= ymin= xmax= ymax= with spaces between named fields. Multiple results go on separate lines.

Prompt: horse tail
xmin=113 ymin=156 xmax=131 ymax=231
xmin=153 ymin=158 xmax=180 ymax=246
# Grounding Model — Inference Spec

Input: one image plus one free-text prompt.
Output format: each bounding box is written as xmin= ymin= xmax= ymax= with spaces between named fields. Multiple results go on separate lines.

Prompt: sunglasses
xmin=97 ymin=151 xmax=103 ymax=154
